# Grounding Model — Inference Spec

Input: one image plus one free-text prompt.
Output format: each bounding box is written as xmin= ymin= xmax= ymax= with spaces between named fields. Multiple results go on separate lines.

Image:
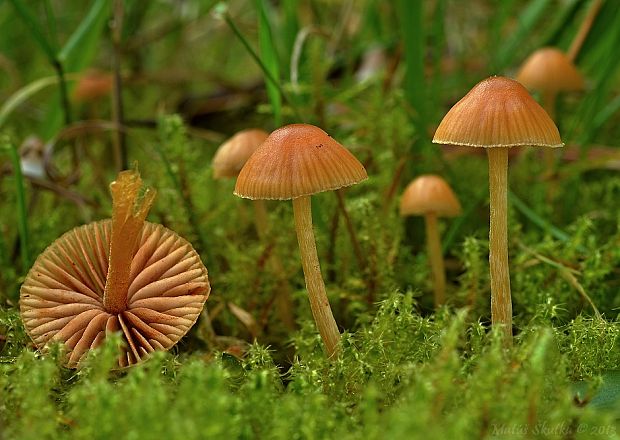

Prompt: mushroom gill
xmin=20 ymin=169 xmax=210 ymax=367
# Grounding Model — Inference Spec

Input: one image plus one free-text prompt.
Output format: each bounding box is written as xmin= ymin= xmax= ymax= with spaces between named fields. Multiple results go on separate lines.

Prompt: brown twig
xmin=567 ymin=0 xmax=603 ymax=63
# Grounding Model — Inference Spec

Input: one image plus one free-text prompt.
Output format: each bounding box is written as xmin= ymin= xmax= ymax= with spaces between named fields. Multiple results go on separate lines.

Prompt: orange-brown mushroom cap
xmin=432 ymin=76 xmax=563 ymax=149
xmin=73 ymin=70 xmax=113 ymax=102
xmin=212 ymin=129 xmax=269 ymax=179
xmin=516 ymin=47 xmax=584 ymax=95
xmin=400 ymin=175 xmax=461 ymax=217
xmin=234 ymin=124 xmax=368 ymax=200
xmin=20 ymin=220 xmax=210 ymax=368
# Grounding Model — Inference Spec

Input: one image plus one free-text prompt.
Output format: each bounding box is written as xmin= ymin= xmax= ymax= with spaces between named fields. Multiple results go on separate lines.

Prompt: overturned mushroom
xmin=20 ymin=168 xmax=210 ymax=367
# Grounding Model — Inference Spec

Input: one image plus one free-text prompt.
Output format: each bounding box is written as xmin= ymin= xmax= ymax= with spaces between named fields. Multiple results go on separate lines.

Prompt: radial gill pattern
xmin=20 ymin=220 xmax=210 ymax=368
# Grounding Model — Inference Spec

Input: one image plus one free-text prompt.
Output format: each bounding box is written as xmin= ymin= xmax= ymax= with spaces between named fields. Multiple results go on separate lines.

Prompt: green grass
xmin=0 ymin=0 xmax=619 ymax=438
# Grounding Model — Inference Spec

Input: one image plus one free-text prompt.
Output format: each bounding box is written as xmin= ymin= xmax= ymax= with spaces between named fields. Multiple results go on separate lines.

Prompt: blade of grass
xmin=42 ymin=0 xmax=109 ymax=138
xmin=430 ymin=0 xmax=447 ymax=110
xmin=8 ymin=0 xmax=57 ymax=62
xmin=573 ymin=4 xmax=620 ymax=146
xmin=58 ymin=0 xmax=109 ymax=69
xmin=221 ymin=9 xmax=303 ymax=121
xmin=282 ymin=0 xmax=299 ymax=68
xmin=0 ymin=75 xmax=78 ymax=128
xmin=396 ymin=0 xmax=426 ymax=135
xmin=2 ymin=137 xmax=31 ymax=271
xmin=9 ymin=0 xmax=72 ymax=126
xmin=495 ymin=0 xmax=551 ymax=70
xmin=43 ymin=0 xmax=60 ymax=50
xmin=508 ymin=191 xmax=572 ymax=244
xmin=256 ymin=0 xmax=282 ymax=126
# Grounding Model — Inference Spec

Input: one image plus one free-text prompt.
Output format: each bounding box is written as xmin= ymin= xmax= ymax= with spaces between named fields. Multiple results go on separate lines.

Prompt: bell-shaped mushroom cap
xmin=516 ymin=47 xmax=584 ymax=94
xmin=400 ymin=175 xmax=461 ymax=217
xmin=212 ymin=129 xmax=269 ymax=179
xmin=20 ymin=220 xmax=210 ymax=368
xmin=432 ymin=76 xmax=563 ymax=149
xmin=234 ymin=124 xmax=368 ymax=200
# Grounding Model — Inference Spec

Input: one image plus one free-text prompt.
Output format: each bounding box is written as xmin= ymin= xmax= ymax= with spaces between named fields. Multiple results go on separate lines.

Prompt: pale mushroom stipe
xmin=234 ymin=124 xmax=367 ymax=358
xmin=433 ymin=76 xmax=562 ymax=346
xmin=400 ymin=175 xmax=461 ymax=307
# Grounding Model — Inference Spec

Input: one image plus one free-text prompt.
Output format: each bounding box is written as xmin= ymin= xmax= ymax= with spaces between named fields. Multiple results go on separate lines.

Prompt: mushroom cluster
xmin=20 ymin=169 xmax=210 ymax=367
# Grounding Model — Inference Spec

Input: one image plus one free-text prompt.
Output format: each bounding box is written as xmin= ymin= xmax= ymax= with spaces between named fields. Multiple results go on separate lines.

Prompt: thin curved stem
xmin=488 ymin=148 xmax=512 ymax=347
xmin=425 ymin=212 xmax=445 ymax=307
xmin=293 ymin=196 xmax=341 ymax=358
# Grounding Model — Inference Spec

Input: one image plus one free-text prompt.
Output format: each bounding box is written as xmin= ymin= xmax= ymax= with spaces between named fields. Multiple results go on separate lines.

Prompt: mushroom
xmin=516 ymin=48 xmax=584 ymax=119
xmin=212 ymin=129 xmax=270 ymax=235
xmin=212 ymin=128 xmax=295 ymax=330
xmin=432 ymin=76 xmax=562 ymax=345
xmin=20 ymin=168 xmax=210 ymax=367
xmin=400 ymin=175 xmax=461 ymax=307
xmin=234 ymin=124 xmax=367 ymax=358
xmin=73 ymin=69 xmax=113 ymax=103
xmin=516 ymin=48 xmax=584 ymax=169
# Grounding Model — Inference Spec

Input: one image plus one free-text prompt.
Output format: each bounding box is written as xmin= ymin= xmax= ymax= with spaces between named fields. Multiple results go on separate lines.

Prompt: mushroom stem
xmin=103 ymin=170 xmax=155 ymax=314
xmin=424 ymin=212 xmax=446 ymax=307
xmin=253 ymin=199 xmax=269 ymax=239
xmin=292 ymin=195 xmax=341 ymax=358
xmin=253 ymin=199 xmax=296 ymax=330
xmin=487 ymin=148 xmax=512 ymax=346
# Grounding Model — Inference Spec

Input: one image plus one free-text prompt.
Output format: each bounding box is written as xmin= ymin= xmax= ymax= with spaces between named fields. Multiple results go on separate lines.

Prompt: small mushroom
xmin=516 ymin=47 xmax=584 ymax=119
xmin=432 ymin=76 xmax=561 ymax=346
xmin=234 ymin=124 xmax=367 ymax=358
xmin=212 ymin=128 xmax=295 ymax=330
xmin=516 ymin=48 xmax=584 ymax=170
xmin=20 ymin=169 xmax=210 ymax=367
xmin=400 ymin=175 xmax=461 ymax=307
xmin=212 ymin=129 xmax=269 ymax=180
xmin=212 ymin=128 xmax=273 ymax=239
xmin=73 ymin=70 xmax=114 ymax=103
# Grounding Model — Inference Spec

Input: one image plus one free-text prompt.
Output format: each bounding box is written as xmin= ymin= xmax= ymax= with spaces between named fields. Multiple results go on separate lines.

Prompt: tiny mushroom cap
xmin=212 ymin=129 xmax=269 ymax=179
xmin=73 ymin=70 xmax=113 ymax=102
xmin=432 ymin=76 xmax=563 ymax=149
xmin=516 ymin=47 xmax=584 ymax=95
xmin=400 ymin=175 xmax=461 ymax=217
xmin=234 ymin=124 xmax=368 ymax=200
